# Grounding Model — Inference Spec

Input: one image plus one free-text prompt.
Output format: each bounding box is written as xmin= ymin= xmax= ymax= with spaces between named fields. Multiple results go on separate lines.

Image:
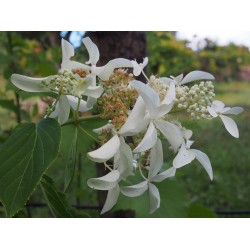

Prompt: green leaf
xmin=187 ymin=204 xmax=217 ymax=218
xmin=0 ymin=118 xmax=61 ymax=217
xmin=41 ymin=175 xmax=88 ymax=218
xmin=63 ymin=126 xmax=78 ymax=191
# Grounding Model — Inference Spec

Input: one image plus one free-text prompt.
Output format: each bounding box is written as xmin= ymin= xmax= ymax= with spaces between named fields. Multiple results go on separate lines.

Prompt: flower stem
xmin=45 ymin=93 xmax=62 ymax=118
xmin=63 ymin=114 xmax=101 ymax=126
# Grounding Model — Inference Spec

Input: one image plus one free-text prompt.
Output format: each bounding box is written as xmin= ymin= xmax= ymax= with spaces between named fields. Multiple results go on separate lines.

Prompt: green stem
xmin=77 ymin=125 xmax=99 ymax=143
xmin=63 ymin=114 xmax=101 ymax=126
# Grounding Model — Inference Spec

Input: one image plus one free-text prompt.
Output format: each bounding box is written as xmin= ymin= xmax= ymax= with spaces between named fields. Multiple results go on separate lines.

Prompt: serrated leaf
xmin=41 ymin=175 xmax=88 ymax=218
xmin=0 ymin=118 xmax=61 ymax=217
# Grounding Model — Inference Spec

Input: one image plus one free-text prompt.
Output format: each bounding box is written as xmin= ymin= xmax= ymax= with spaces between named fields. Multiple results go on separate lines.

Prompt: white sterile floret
xmin=121 ymin=139 xmax=176 ymax=213
xmin=120 ymin=80 xmax=183 ymax=154
xmin=207 ymin=100 xmax=243 ymax=138
xmin=131 ymin=57 xmax=148 ymax=76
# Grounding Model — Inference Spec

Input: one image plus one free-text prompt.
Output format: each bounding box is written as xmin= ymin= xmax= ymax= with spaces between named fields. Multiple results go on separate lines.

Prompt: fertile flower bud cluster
xmin=10 ymin=36 xmax=243 ymax=215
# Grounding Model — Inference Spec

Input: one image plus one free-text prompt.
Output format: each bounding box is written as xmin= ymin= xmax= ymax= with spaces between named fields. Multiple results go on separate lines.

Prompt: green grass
xmin=176 ymin=81 xmax=250 ymax=216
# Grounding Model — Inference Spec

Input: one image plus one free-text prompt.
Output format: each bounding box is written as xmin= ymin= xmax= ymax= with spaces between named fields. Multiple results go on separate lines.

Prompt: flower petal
xmin=87 ymin=135 xmax=120 ymax=163
xmin=154 ymin=120 xmax=183 ymax=152
xmin=119 ymin=96 xmax=149 ymax=136
xmin=222 ymin=107 xmax=244 ymax=115
xmin=133 ymin=122 xmax=158 ymax=153
xmin=131 ymin=60 xmax=142 ymax=76
xmin=161 ymin=81 xmax=176 ymax=105
xmin=61 ymin=39 xmax=90 ymax=71
xmin=114 ymin=137 xmax=133 ymax=178
xmin=148 ymin=139 xmax=163 ymax=179
xmin=159 ymin=77 xmax=173 ymax=85
xmin=173 ymin=144 xmax=195 ymax=168
xmin=190 ymin=149 xmax=213 ymax=180
xmin=207 ymin=106 xmax=218 ymax=118
xmin=96 ymin=58 xmax=133 ymax=81
xmin=93 ymin=123 xmax=114 ymax=134
xmin=50 ymin=95 xmax=70 ymax=125
xmin=121 ymin=181 xmax=148 ymax=197
xmin=87 ymin=170 xmax=120 ymax=191
xmin=84 ymin=85 xmax=104 ymax=98
xmin=151 ymin=167 xmax=176 ymax=182
xmin=130 ymin=80 xmax=160 ymax=117
xmin=86 ymin=96 xmax=97 ymax=108
xmin=211 ymin=100 xmax=225 ymax=113
xmin=11 ymin=74 xmax=51 ymax=92
xmin=182 ymin=129 xmax=193 ymax=140
xmin=219 ymin=114 xmax=239 ymax=138
xmin=101 ymin=185 xmax=120 ymax=214
xmin=82 ymin=37 xmax=100 ymax=65
xmin=67 ymin=95 xmax=91 ymax=112
xmin=148 ymin=183 xmax=160 ymax=214
xmin=181 ymin=71 xmax=215 ymax=85
xmin=174 ymin=74 xmax=184 ymax=84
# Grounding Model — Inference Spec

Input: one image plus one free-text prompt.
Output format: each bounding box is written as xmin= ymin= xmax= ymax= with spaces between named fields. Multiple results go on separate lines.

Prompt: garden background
xmin=0 ymin=31 xmax=249 ymax=218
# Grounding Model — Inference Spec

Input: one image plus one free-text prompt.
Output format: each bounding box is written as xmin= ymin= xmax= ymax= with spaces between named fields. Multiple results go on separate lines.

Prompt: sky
xmin=69 ymin=31 xmax=250 ymax=50
xmin=177 ymin=31 xmax=250 ymax=50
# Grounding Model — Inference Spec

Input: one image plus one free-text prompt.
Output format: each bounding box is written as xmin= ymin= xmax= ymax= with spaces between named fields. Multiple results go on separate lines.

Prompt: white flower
xmin=121 ymin=139 xmax=176 ymax=213
xmin=11 ymin=38 xmax=103 ymax=124
xmin=207 ymin=100 xmax=243 ymax=138
xmin=119 ymin=80 xmax=183 ymax=153
xmin=82 ymin=37 xmax=133 ymax=81
xmin=87 ymin=170 xmax=120 ymax=214
xmin=173 ymin=130 xmax=213 ymax=180
xmin=87 ymin=131 xmax=134 ymax=214
xmin=131 ymin=57 xmax=148 ymax=76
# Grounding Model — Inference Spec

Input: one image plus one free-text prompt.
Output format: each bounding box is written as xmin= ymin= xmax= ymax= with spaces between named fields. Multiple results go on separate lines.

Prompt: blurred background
xmin=0 ymin=31 xmax=249 ymax=218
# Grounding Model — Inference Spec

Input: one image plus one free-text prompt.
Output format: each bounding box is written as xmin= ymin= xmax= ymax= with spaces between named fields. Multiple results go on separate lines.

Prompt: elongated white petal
xmin=114 ymin=137 xmax=133 ymax=178
xmin=159 ymin=77 xmax=173 ymax=85
xmin=121 ymin=181 xmax=148 ymax=197
xmin=154 ymin=120 xmax=183 ymax=152
xmin=173 ymin=144 xmax=195 ymax=168
xmin=119 ymin=96 xmax=149 ymax=136
xmin=190 ymin=149 xmax=213 ymax=180
xmin=61 ymin=39 xmax=90 ymax=71
xmin=186 ymin=140 xmax=194 ymax=148
xmin=82 ymin=37 xmax=100 ymax=65
xmin=67 ymin=95 xmax=91 ymax=112
xmin=97 ymin=58 xmax=133 ymax=81
xmin=131 ymin=60 xmax=142 ymax=76
xmin=101 ymin=185 xmax=120 ymax=214
xmin=93 ymin=123 xmax=114 ymax=134
xmin=84 ymin=85 xmax=104 ymax=98
xmin=182 ymin=129 xmax=193 ymax=140
xmin=50 ymin=95 xmax=70 ymax=125
xmin=219 ymin=114 xmax=239 ymax=138
xmin=211 ymin=100 xmax=225 ymax=112
xmin=157 ymin=102 xmax=174 ymax=117
xmin=181 ymin=71 xmax=215 ymax=85
xmin=11 ymin=74 xmax=51 ymax=92
xmin=148 ymin=183 xmax=160 ymax=213
xmin=222 ymin=107 xmax=244 ymax=115
xmin=130 ymin=80 xmax=160 ymax=117
xmin=87 ymin=170 xmax=120 ymax=191
xmin=161 ymin=81 xmax=176 ymax=105
xmin=133 ymin=122 xmax=158 ymax=153
xmin=86 ymin=96 xmax=97 ymax=108
xmin=207 ymin=106 xmax=218 ymax=118
xmin=142 ymin=57 xmax=149 ymax=67
xmin=148 ymin=139 xmax=163 ymax=179
xmin=151 ymin=167 xmax=176 ymax=182
xmin=174 ymin=74 xmax=184 ymax=84
xmin=87 ymin=135 xmax=120 ymax=163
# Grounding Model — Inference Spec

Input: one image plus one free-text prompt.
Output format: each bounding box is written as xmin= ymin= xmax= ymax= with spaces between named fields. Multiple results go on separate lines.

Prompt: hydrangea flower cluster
xmin=10 ymin=37 xmax=243 ymax=214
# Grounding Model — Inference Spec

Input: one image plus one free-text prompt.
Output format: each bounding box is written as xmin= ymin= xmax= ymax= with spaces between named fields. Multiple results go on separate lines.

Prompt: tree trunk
xmin=85 ymin=31 xmax=147 ymax=217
